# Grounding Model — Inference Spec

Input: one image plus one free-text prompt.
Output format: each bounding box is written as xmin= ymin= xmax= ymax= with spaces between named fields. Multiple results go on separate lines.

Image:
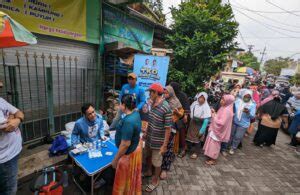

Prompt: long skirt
xmin=203 ymin=136 xmax=221 ymax=160
xmin=253 ymin=122 xmax=279 ymax=146
xmin=161 ymin=132 xmax=175 ymax=171
xmin=173 ymin=133 xmax=180 ymax=154
xmin=113 ymin=140 xmax=142 ymax=195
xmin=186 ymin=119 xmax=203 ymax=143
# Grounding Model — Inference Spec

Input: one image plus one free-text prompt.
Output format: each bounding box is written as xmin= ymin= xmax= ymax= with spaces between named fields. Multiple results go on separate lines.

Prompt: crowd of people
xmin=1 ymin=72 xmax=300 ymax=195
xmin=105 ymin=73 xmax=300 ymax=194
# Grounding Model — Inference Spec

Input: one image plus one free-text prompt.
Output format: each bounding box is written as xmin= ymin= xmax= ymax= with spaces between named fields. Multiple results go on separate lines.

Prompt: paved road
xmin=143 ymin=129 xmax=300 ymax=195
xmin=18 ymin=129 xmax=299 ymax=195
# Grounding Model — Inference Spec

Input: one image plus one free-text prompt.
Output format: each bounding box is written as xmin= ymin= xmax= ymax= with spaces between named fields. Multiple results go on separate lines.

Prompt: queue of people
xmin=2 ymin=71 xmax=300 ymax=195
xmin=104 ymin=75 xmax=300 ymax=193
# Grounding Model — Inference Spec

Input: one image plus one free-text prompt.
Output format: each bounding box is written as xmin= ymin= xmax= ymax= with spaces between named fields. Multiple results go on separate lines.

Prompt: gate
xmin=0 ymin=48 xmax=100 ymax=144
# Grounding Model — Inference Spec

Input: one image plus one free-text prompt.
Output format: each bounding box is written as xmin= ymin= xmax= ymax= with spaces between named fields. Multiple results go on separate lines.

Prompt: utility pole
xmin=247 ymin=45 xmax=254 ymax=53
xmin=259 ymin=46 xmax=267 ymax=72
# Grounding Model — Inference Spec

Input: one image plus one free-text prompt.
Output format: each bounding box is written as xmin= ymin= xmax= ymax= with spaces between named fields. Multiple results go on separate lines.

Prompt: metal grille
xmin=0 ymin=36 xmax=99 ymax=143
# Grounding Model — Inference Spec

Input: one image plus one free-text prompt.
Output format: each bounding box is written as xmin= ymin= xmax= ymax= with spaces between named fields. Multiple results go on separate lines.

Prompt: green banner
xmin=103 ymin=4 xmax=154 ymax=53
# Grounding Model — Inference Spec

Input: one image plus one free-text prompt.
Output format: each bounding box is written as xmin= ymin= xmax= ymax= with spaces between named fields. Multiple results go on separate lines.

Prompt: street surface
xmin=143 ymin=129 xmax=300 ymax=195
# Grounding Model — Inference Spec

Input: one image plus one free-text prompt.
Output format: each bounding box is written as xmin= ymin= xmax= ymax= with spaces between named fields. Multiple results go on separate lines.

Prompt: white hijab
xmin=236 ymin=89 xmax=253 ymax=121
xmin=190 ymin=92 xmax=211 ymax=119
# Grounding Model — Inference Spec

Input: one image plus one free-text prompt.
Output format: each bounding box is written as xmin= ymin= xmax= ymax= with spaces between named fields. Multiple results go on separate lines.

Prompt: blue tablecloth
xmin=70 ymin=140 xmax=118 ymax=176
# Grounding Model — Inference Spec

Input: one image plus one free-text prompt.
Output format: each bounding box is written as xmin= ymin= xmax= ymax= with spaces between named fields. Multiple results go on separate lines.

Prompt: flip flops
xmin=177 ymin=151 xmax=186 ymax=158
xmin=190 ymin=153 xmax=198 ymax=159
xmin=205 ymin=160 xmax=216 ymax=165
xmin=145 ymin=183 xmax=159 ymax=192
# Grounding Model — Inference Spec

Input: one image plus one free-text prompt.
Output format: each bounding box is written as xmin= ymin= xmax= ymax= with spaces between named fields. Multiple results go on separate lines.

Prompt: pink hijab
xmin=209 ymin=94 xmax=235 ymax=142
xmin=260 ymin=90 xmax=280 ymax=107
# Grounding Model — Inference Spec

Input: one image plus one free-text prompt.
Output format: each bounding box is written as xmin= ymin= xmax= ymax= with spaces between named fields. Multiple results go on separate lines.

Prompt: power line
xmin=233 ymin=8 xmax=300 ymax=34
xmin=265 ymin=0 xmax=300 ymax=17
xmin=230 ymin=3 xmax=300 ymax=14
xmin=233 ymin=9 xmax=298 ymax=37
xmin=232 ymin=4 xmax=300 ymax=29
xmin=243 ymin=36 xmax=300 ymax=39
xmin=228 ymin=0 xmax=248 ymax=48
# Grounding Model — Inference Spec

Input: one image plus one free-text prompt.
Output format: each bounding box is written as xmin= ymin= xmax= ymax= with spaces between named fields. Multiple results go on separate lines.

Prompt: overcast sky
xmin=162 ymin=0 xmax=300 ymax=62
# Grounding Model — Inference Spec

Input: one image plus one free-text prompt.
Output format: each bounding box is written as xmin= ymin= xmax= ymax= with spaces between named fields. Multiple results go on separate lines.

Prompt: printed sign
xmin=133 ymin=54 xmax=170 ymax=96
xmin=0 ymin=0 xmax=99 ymax=43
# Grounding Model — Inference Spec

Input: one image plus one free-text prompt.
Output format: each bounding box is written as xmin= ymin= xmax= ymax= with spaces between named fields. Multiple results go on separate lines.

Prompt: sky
xmin=162 ymin=0 xmax=300 ymax=63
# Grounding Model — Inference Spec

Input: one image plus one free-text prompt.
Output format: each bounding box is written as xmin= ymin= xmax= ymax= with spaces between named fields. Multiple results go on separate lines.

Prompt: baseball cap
xmin=128 ymin=73 xmax=137 ymax=79
xmin=148 ymin=83 xmax=164 ymax=93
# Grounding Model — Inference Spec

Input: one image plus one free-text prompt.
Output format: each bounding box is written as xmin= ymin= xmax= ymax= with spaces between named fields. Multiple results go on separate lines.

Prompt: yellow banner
xmin=0 ymin=0 xmax=86 ymax=41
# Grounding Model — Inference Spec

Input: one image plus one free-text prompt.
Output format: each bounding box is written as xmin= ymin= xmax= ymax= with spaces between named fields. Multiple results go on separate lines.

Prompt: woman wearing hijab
xmin=169 ymin=82 xmax=191 ymax=158
xmin=204 ymin=95 xmax=235 ymax=165
xmin=287 ymin=91 xmax=300 ymax=113
xmin=260 ymin=88 xmax=271 ymax=102
xmin=228 ymin=89 xmax=256 ymax=155
xmin=160 ymin=86 xmax=184 ymax=179
xmin=186 ymin=92 xmax=211 ymax=159
xmin=254 ymin=90 xmax=288 ymax=147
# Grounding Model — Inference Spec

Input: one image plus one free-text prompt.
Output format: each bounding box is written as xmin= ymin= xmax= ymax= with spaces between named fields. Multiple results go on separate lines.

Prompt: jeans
xmin=221 ymin=142 xmax=228 ymax=152
xmin=0 ymin=154 xmax=19 ymax=195
xmin=229 ymin=124 xmax=247 ymax=150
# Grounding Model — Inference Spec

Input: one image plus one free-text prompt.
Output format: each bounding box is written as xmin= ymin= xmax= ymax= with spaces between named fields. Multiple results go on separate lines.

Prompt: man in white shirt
xmin=0 ymin=80 xmax=24 ymax=195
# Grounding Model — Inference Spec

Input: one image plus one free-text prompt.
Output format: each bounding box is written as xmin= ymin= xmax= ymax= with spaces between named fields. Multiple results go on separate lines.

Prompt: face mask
xmin=243 ymin=97 xmax=251 ymax=103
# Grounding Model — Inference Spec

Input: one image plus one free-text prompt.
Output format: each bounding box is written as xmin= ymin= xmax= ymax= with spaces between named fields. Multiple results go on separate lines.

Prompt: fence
xmin=0 ymin=48 xmax=100 ymax=144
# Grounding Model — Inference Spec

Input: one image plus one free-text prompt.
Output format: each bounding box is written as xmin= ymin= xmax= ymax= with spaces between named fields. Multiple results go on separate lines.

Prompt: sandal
xmin=145 ymin=183 xmax=159 ymax=192
xmin=205 ymin=160 xmax=216 ymax=165
xmin=177 ymin=151 xmax=186 ymax=158
xmin=190 ymin=153 xmax=198 ymax=159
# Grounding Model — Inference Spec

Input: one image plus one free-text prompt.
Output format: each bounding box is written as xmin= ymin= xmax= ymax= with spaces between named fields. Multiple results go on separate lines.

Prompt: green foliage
xmin=166 ymin=0 xmax=238 ymax=96
xmin=264 ymin=57 xmax=290 ymax=76
xmin=145 ymin=0 xmax=166 ymax=25
xmin=290 ymin=73 xmax=300 ymax=85
xmin=235 ymin=52 xmax=260 ymax=70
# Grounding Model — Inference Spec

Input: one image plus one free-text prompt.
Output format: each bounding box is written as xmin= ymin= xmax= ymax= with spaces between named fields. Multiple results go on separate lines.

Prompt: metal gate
xmin=0 ymin=47 xmax=100 ymax=144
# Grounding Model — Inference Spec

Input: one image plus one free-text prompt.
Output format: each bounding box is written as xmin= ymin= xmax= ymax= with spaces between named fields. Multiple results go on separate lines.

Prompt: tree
xmin=264 ymin=57 xmax=290 ymax=76
xmin=166 ymin=0 xmax=238 ymax=95
xmin=145 ymin=0 xmax=166 ymax=25
xmin=290 ymin=73 xmax=300 ymax=85
xmin=235 ymin=52 xmax=260 ymax=70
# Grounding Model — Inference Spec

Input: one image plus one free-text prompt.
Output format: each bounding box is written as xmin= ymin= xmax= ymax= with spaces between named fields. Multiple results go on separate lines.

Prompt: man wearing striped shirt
xmin=144 ymin=83 xmax=172 ymax=192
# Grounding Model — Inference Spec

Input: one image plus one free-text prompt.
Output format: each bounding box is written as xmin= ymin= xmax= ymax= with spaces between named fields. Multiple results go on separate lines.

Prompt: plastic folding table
xmin=69 ymin=140 xmax=118 ymax=195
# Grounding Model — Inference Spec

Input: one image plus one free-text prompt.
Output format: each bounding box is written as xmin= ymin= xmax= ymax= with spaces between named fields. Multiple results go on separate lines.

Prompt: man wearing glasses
xmin=110 ymin=73 xmax=146 ymax=129
xmin=0 ymin=80 xmax=25 ymax=195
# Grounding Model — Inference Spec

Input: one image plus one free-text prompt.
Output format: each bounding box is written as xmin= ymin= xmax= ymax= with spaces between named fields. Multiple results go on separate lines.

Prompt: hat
xmin=148 ymin=83 xmax=164 ymax=93
xmin=128 ymin=73 xmax=137 ymax=79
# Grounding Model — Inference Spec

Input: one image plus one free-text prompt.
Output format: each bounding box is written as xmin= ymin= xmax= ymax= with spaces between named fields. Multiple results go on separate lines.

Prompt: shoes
xmin=221 ymin=151 xmax=228 ymax=156
xmin=229 ymin=149 xmax=235 ymax=155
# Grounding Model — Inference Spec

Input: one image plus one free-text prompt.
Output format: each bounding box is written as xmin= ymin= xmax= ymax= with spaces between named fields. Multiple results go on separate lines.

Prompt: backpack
xmin=49 ymin=135 xmax=68 ymax=156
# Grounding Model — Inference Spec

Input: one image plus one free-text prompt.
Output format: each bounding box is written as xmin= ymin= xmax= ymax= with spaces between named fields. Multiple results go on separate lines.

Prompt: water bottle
xmin=63 ymin=171 xmax=69 ymax=187
xmin=97 ymin=139 xmax=102 ymax=151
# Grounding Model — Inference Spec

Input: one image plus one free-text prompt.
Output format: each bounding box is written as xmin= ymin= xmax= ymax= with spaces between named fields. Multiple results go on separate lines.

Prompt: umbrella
xmin=237 ymin=67 xmax=256 ymax=75
xmin=0 ymin=11 xmax=37 ymax=48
